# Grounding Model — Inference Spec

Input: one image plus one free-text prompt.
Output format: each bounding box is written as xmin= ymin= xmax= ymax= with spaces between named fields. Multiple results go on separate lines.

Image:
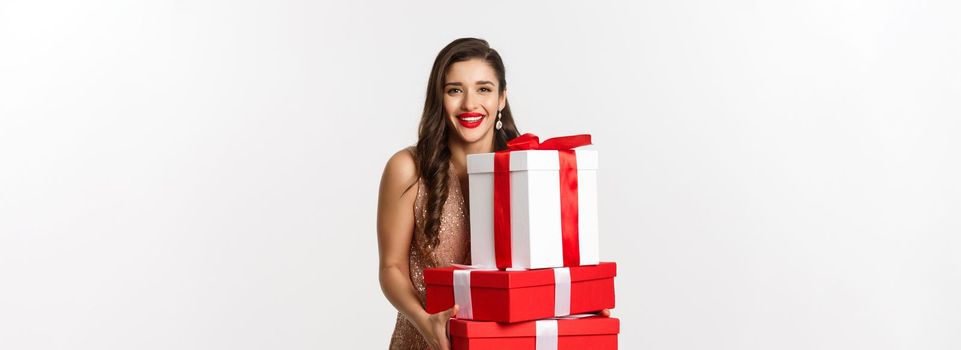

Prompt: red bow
xmin=506 ymin=133 xmax=592 ymax=151
xmin=493 ymin=133 xmax=592 ymax=269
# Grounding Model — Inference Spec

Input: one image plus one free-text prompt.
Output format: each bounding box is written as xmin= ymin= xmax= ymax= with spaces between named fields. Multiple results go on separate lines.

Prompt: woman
xmin=377 ymin=38 xmax=519 ymax=350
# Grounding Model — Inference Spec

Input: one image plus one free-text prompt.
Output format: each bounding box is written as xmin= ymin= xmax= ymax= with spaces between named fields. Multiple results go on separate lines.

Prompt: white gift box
xmin=467 ymin=149 xmax=599 ymax=270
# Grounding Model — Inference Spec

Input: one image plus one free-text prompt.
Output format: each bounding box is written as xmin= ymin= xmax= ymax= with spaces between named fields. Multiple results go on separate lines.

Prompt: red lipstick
xmin=456 ymin=112 xmax=485 ymax=129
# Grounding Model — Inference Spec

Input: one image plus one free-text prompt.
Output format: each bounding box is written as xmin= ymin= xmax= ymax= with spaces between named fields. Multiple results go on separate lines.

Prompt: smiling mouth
xmin=456 ymin=113 xmax=485 ymax=128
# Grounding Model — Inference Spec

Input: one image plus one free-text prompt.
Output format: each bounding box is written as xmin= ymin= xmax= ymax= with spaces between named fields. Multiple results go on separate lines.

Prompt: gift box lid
xmin=467 ymin=149 xmax=598 ymax=173
xmin=424 ymin=262 xmax=616 ymax=289
xmin=449 ymin=316 xmax=619 ymax=338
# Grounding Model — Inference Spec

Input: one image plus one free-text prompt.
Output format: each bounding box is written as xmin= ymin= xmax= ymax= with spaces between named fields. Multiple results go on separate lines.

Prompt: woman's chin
xmin=453 ymin=126 xmax=492 ymax=145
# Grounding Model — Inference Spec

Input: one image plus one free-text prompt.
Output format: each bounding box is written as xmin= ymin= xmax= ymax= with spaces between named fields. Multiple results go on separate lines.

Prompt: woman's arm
xmin=377 ymin=150 xmax=457 ymax=350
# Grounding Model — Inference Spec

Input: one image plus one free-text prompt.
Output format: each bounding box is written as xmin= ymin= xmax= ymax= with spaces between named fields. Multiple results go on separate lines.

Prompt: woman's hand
xmin=416 ymin=304 xmax=459 ymax=350
xmin=598 ymin=308 xmax=611 ymax=317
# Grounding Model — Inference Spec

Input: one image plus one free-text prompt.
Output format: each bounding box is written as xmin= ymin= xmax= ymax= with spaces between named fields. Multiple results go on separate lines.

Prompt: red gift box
xmin=449 ymin=316 xmax=619 ymax=350
xmin=425 ymin=262 xmax=616 ymax=323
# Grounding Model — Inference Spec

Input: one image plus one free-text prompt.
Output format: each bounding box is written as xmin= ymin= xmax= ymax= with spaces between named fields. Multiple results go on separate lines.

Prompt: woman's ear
xmin=499 ymin=89 xmax=507 ymax=111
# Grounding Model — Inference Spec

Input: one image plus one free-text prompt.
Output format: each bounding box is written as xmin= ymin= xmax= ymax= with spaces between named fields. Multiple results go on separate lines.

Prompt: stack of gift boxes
xmin=424 ymin=134 xmax=620 ymax=350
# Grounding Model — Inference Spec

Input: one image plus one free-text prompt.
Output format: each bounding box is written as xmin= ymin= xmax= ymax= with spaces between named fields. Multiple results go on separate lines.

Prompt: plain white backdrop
xmin=1 ymin=0 xmax=959 ymax=349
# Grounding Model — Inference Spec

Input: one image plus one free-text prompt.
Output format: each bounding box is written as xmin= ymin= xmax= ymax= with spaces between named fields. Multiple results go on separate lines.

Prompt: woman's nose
xmin=462 ymin=90 xmax=478 ymax=110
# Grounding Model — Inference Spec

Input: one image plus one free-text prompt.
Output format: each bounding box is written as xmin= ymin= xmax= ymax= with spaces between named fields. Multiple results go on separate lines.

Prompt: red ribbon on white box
xmin=451 ymin=266 xmax=572 ymax=319
xmin=492 ymin=133 xmax=592 ymax=270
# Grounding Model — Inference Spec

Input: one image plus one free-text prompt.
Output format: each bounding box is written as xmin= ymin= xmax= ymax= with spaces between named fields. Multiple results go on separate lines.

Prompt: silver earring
xmin=495 ymin=110 xmax=503 ymax=130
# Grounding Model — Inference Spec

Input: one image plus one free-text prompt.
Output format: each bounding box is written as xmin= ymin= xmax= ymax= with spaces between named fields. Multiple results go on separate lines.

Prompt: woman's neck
xmin=447 ymin=132 xmax=494 ymax=176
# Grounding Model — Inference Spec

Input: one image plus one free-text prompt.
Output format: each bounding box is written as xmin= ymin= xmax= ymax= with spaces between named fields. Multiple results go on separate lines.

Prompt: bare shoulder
xmin=380 ymin=148 xmax=419 ymax=197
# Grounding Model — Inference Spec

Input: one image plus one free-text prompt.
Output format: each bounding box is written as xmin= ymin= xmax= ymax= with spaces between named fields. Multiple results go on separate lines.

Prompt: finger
xmin=442 ymin=304 xmax=459 ymax=319
xmin=598 ymin=308 xmax=611 ymax=317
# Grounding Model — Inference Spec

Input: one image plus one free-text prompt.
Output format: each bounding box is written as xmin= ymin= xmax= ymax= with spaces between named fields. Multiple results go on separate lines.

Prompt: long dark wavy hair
xmin=415 ymin=38 xmax=520 ymax=265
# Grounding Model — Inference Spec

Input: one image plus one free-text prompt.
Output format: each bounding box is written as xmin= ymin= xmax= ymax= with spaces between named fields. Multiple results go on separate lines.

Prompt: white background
xmin=2 ymin=0 xmax=959 ymax=349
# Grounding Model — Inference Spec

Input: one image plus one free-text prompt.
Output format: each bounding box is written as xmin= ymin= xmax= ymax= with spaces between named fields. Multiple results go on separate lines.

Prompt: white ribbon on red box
xmin=445 ymin=314 xmax=596 ymax=350
xmin=535 ymin=320 xmax=558 ymax=350
xmin=452 ymin=269 xmax=476 ymax=319
xmin=451 ymin=266 xmax=572 ymax=319
xmin=553 ymin=267 xmax=571 ymax=316
xmin=536 ymin=314 xmax=596 ymax=350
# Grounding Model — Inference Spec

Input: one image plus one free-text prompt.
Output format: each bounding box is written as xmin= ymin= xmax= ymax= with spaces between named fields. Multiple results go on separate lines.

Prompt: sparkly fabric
xmin=388 ymin=148 xmax=471 ymax=350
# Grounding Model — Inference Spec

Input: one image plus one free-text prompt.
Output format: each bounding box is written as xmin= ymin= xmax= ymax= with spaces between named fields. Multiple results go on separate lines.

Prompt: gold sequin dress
xmin=388 ymin=149 xmax=471 ymax=350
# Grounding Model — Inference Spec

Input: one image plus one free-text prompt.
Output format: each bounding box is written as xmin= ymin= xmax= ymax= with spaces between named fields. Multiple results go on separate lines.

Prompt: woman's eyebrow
xmin=444 ymin=80 xmax=495 ymax=87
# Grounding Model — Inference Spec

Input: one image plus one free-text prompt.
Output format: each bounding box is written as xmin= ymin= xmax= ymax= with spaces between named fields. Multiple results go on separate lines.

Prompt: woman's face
xmin=443 ymin=58 xmax=507 ymax=147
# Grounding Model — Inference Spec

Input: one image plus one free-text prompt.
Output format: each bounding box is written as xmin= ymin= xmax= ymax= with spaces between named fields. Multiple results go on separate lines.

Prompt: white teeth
xmin=460 ymin=116 xmax=483 ymax=122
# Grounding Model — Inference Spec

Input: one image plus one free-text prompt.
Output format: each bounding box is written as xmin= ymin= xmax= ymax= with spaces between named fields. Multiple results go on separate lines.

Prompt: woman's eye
xmin=447 ymin=88 xmax=462 ymax=94
xmin=479 ymin=87 xmax=491 ymax=93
